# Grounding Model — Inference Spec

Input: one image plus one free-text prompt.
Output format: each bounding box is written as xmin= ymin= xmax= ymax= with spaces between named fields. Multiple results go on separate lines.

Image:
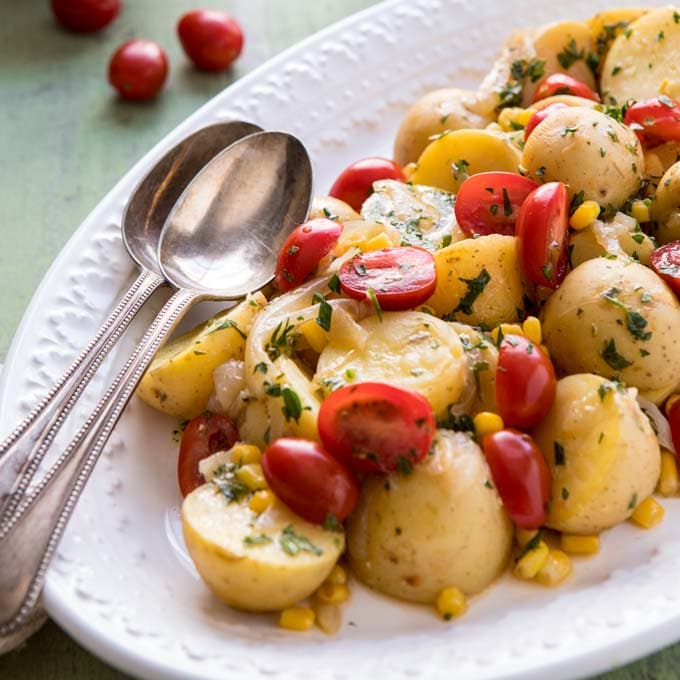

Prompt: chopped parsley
xmin=453 ymin=268 xmax=491 ymax=315
xmin=601 ymin=288 xmax=652 ymax=341
xmin=328 ymin=273 xmax=341 ymax=294
xmin=516 ymin=529 xmax=544 ymax=562
xmin=313 ymin=291 xmax=333 ymax=332
xmin=557 ymin=38 xmax=585 ymax=70
xmin=452 ymin=159 xmax=470 ymax=182
xmin=569 ymin=190 xmax=585 ymax=214
xmin=496 ymin=58 xmax=545 ymax=110
xmin=254 ymin=361 xmax=268 ymax=374
xmin=323 ymin=513 xmax=344 ymax=533
xmin=562 ymin=487 xmax=570 ymax=500
xmin=601 ymin=338 xmax=634 ymax=370
xmin=280 ymin=525 xmax=323 ymax=556
xmin=323 ymin=207 xmax=339 ymax=220
xmin=213 ymin=463 xmax=250 ymax=504
xmin=366 ymin=287 xmax=383 ymax=321
xmin=396 ymin=455 xmax=414 ymax=476
xmin=243 ymin=534 xmax=272 ymax=547
xmin=628 ymin=493 xmax=638 ymax=510
xmin=554 ymin=441 xmax=566 ymax=466
xmin=209 ymin=318 xmax=247 ymax=339
xmin=265 ymin=318 xmax=297 ymax=360
xmin=281 ymin=387 xmax=303 ymax=422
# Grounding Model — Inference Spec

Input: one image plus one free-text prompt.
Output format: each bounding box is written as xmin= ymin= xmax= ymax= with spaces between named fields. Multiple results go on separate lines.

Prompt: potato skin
xmin=522 ymin=107 xmax=645 ymax=208
xmin=309 ymin=195 xmax=360 ymax=223
xmin=533 ymin=374 xmax=660 ymax=534
xmin=347 ymin=430 xmax=512 ymax=603
xmin=652 ymin=160 xmax=680 ymax=244
xmin=541 ymin=258 xmax=680 ymax=398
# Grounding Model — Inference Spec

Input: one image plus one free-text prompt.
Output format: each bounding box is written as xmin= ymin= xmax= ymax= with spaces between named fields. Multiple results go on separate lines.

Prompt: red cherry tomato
xmin=482 ymin=429 xmax=551 ymax=529
xmin=532 ymin=73 xmax=600 ymax=103
xmin=624 ymin=97 xmax=680 ymax=148
xmin=108 ymin=40 xmax=168 ymax=101
xmin=516 ymin=182 xmax=570 ymax=289
xmin=666 ymin=397 xmax=680 ymax=456
xmin=651 ymin=241 xmax=680 ymax=296
xmin=274 ymin=218 xmax=343 ymax=292
xmin=177 ymin=413 xmax=239 ymax=497
xmin=318 ymin=382 xmax=436 ymax=475
xmin=338 ymin=247 xmax=436 ymax=311
xmin=524 ymin=103 xmax=569 ymax=140
xmin=177 ymin=10 xmax=244 ymax=72
xmin=51 ymin=0 xmax=120 ymax=32
xmin=261 ymin=438 xmax=359 ymax=525
xmin=329 ymin=157 xmax=406 ymax=211
xmin=496 ymin=334 xmax=556 ymax=430
xmin=454 ymin=172 xmax=539 ymax=237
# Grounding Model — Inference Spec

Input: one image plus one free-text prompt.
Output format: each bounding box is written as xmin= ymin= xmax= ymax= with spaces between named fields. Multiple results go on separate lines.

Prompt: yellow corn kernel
xmin=315 ymin=582 xmax=350 ymax=605
xmin=231 ymin=443 xmax=261 ymax=466
xmin=630 ymin=199 xmax=652 ymax=224
xmin=279 ymin=607 xmax=315 ymax=631
xmin=514 ymin=540 xmax=550 ymax=580
xmin=497 ymin=107 xmax=533 ymax=131
xmin=569 ymin=200 xmax=600 ymax=230
xmin=363 ymin=232 xmax=392 ymax=251
xmin=325 ymin=564 xmax=348 ymax=586
xmin=435 ymin=586 xmax=467 ymax=621
xmin=248 ymin=489 xmax=274 ymax=514
xmin=298 ymin=318 xmax=329 ymax=353
xmin=490 ymin=323 xmax=523 ymax=344
xmin=473 ymin=411 xmax=504 ymax=437
xmin=658 ymin=450 xmax=679 ymax=497
xmin=535 ymin=549 xmax=573 ymax=587
xmin=561 ymin=534 xmax=600 ymax=555
xmin=236 ymin=463 xmax=267 ymax=491
xmin=630 ymin=497 xmax=665 ymax=529
xmin=522 ymin=316 xmax=542 ymax=345
xmin=515 ymin=527 xmax=539 ymax=548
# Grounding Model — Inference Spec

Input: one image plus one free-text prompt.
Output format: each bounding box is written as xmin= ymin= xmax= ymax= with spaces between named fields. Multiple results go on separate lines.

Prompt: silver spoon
xmin=0 ymin=130 xmax=312 ymax=641
xmin=0 ymin=120 xmax=262 ymax=526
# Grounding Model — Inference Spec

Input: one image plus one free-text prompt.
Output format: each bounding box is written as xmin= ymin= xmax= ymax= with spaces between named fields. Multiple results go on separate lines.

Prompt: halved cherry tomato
xmin=454 ymin=172 xmax=539 ymax=237
xmin=261 ymin=438 xmax=359 ymax=525
xmin=318 ymin=382 xmax=436 ymax=474
xmin=524 ymin=102 xmax=569 ymax=140
xmin=666 ymin=397 xmax=680 ymax=456
xmin=108 ymin=40 xmax=168 ymax=101
xmin=274 ymin=218 xmax=343 ymax=292
xmin=178 ymin=413 xmax=239 ymax=497
xmin=532 ymin=73 xmax=600 ymax=103
xmin=51 ymin=0 xmax=120 ymax=32
xmin=651 ymin=241 xmax=680 ymax=295
xmin=329 ymin=157 xmax=406 ymax=211
xmin=624 ymin=97 xmax=680 ymax=148
xmin=338 ymin=247 xmax=436 ymax=311
xmin=496 ymin=334 xmax=556 ymax=430
xmin=482 ymin=429 xmax=551 ymax=529
xmin=178 ymin=10 xmax=244 ymax=72
xmin=516 ymin=182 xmax=570 ymax=289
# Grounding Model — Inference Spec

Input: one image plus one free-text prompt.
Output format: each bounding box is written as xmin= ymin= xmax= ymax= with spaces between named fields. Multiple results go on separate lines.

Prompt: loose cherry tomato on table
xmin=666 ymin=396 xmax=680 ymax=455
xmin=496 ymin=334 xmax=556 ymax=430
xmin=482 ymin=429 xmax=551 ymax=529
xmin=516 ymin=181 xmax=570 ymax=289
xmin=338 ymin=247 xmax=436 ymax=311
xmin=624 ymin=97 xmax=680 ymax=148
xmin=454 ymin=172 xmax=539 ymax=237
xmin=261 ymin=438 xmax=359 ymax=525
xmin=524 ymin=103 xmax=569 ymax=140
xmin=532 ymin=73 xmax=600 ymax=103
xmin=178 ymin=10 xmax=244 ymax=72
xmin=51 ymin=0 xmax=120 ymax=33
xmin=318 ymin=382 xmax=436 ymax=475
xmin=329 ymin=157 xmax=406 ymax=212
xmin=274 ymin=218 xmax=343 ymax=292
xmin=651 ymin=241 xmax=680 ymax=296
xmin=178 ymin=413 xmax=239 ymax=497
xmin=108 ymin=40 xmax=169 ymax=101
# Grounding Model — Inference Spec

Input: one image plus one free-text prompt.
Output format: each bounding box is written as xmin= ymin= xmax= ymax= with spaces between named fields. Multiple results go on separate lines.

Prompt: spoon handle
xmin=0 ymin=287 xmax=201 ymax=637
xmin=0 ymin=269 xmax=165 ymax=527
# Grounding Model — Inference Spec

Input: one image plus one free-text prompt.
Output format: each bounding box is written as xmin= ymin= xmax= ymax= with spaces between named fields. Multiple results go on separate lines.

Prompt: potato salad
xmin=138 ymin=6 xmax=680 ymax=632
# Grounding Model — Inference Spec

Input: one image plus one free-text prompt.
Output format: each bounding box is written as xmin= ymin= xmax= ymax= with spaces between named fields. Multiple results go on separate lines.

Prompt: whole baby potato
xmin=522 ymin=107 xmax=645 ymax=208
xmin=651 ymin=161 xmax=680 ymax=244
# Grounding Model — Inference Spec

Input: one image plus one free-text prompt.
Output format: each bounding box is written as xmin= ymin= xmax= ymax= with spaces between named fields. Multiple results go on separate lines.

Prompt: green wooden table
xmin=0 ymin=1 xmax=678 ymax=678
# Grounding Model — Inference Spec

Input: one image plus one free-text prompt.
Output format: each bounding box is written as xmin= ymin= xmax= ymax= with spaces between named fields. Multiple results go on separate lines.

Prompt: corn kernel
xmin=490 ymin=324 xmax=523 ymax=344
xmin=497 ymin=107 xmax=532 ymax=131
xmin=231 ymin=443 xmax=261 ymax=466
xmin=364 ymin=232 xmax=392 ymax=251
xmin=515 ymin=527 xmax=539 ymax=548
xmin=569 ymin=200 xmax=600 ymax=230
xmin=658 ymin=450 xmax=679 ymax=497
xmin=473 ymin=411 xmax=504 ymax=437
xmin=435 ymin=586 xmax=467 ymax=621
xmin=535 ymin=549 xmax=573 ymax=587
xmin=236 ymin=463 xmax=267 ymax=491
xmin=313 ymin=601 xmax=342 ymax=635
xmin=315 ymin=582 xmax=350 ymax=605
xmin=630 ymin=497 xmax=665 ymax=529
xmin=248 ymin=489 xmax=274 ymax=514
xmin=630 ymin=199 xmax=651 ymax=223
xmin=522 ymin=316 xmax=542 ymax=345
xmin=514 ymin=540 xmax=550 ymax=580
xmin=325 ymin=564 xmax=348 ymax=586
xmin=298 ymin=318 xmax=329 ymax=353
xmin=561 ymin=534 xmax=600 ymax=555
xmin=279 ymin=607 xmax=315 ymax=631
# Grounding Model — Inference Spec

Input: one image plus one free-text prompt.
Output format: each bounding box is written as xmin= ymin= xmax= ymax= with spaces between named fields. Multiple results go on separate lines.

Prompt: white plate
xmin=2 ymin=0 xmax=680 ymax=678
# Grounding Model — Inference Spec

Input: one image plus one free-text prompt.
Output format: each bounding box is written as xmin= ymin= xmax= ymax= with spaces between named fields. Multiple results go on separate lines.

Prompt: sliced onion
xmin=637 ymin=395 xmax=676 ymax=454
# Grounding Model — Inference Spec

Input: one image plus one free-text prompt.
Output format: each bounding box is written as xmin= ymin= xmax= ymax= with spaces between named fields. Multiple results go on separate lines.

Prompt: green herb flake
xmin=366 ymin=287 xmax=383 ymax=321
xmin=601 ymin=338 xmax=634 ymax=370
xmin=557 ymin=38 xmax=585 ymax=70
xmin=611 ymin=66 xmax=622 ymax=76
xmin=502 ymin=188 xmax=513 ymax=217
xmin=323 ymin=513 xmax=344 ymax=533
xmin=453 ymin=268 xmax=491 ymax=316
xmin=279 ymin=524 xmax=323 ymax=557
xmin=323 ymin=207 xmax=338 ymax=221
xmin=396 ymin=455 xmax=414 ymax=476
xmin=313 ymin=291 xmax=333 ymax=332
xmin=554 ymin=441 xmax=566 ymax=466
xmin=561 ymin=126 xmax=579 ymax=137
xmin=628 ymin=493 xmax=638 ymax=510
xmin=213 ymin=464 xmax=250 ymax=504
xmin=281 ymin=387 xmax=303 ymax=423
xmin=601 ymin=289 xmax=652 ymax=341
xmin=570 ymin=190 xmax=585 ymax=214
xmin=640 ymin=348 xmax=651 ymax=357
xmin=209 ymin=318 xmax=247 ymax=339
xmin=452 ymin=159 xmax=470 ymax=182
xmin=441 ymin=233 xmax=452 ymax=248
xmin=254 ymin=362 xmax=268 ymax=375
xmin=541 ymin=262 xmax=554 ymax=282
xmin=243 ymin=534 xmax=272 ymax=547
xmin=328 ymin=273 xmax=341 ymax=294
xmin=562 ymin=487 xmax=570 ymax=500
xmin=516 ymin=529 xmax=544 ymax=562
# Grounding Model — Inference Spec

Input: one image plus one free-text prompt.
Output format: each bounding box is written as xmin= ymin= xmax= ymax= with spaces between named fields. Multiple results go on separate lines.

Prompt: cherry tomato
xmin=651 ymin=241 xmax=680 ymax=296
xmin=318 ymin=382 xmax=436 ymax=475
xmin=516 ymin=182 xmax=570 ymax=289
xmin=454 ymin=172 xmax=539 ymax=237
xmin=532 ymin=73 xmax=600 ymax=103
xmin=177 ymin=10 xmax=244 ymax=72
xmin=261 ymin=438 xmax=359 ymax=525
xmin=524 ymin=103 xmax=569 ymax=140
xmin=108 ymin=40 xmax=168 ymax=101
xmin=51 ymin=0 xmax=120 ymax=33
xmin=178 ymin=413 xmax=239 ymax=497
xmin=338 ymin=247 xmax=436 ymax=311
xmin=496 ymin=334 xmax=556 ymax=430
xmin=329 ymin=157 xmax=406 ymax=211
xmin=624 ymin=97 xmax=680 ymax=148
xmin=666 ymin=397 xmax=680 ymax=456
xmin=482 ymin=429 xmax=551 ymax=529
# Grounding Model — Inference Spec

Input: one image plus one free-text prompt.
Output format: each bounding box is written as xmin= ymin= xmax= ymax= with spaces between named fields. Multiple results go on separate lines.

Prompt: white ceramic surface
xmin=2 ymin=1 xmax=679 ymax=678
